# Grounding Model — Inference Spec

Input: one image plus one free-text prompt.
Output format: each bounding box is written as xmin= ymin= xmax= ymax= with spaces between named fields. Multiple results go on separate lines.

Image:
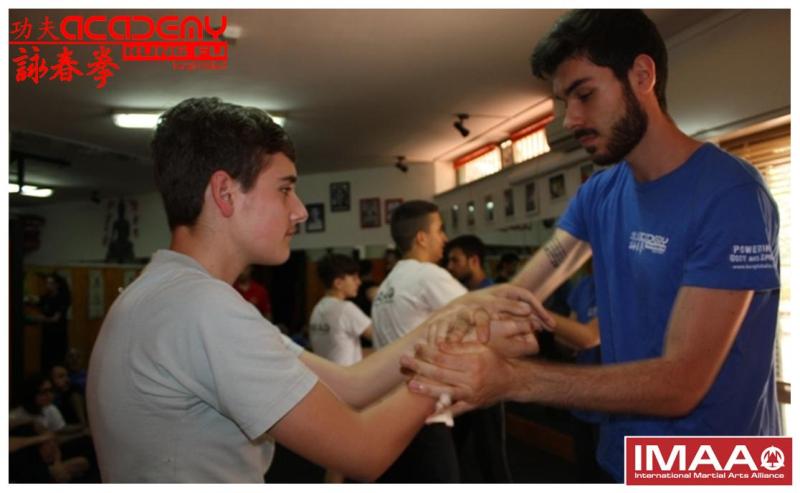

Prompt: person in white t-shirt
xmin=87 ymin=98 xmax=546 ymax=483
xmin=310 ymin=254 xmax=373 ymax=367
xmin=371 ymin=200 xmax=468 ymax=482
xmin=310 ymin=253 xmax=374 ymax=482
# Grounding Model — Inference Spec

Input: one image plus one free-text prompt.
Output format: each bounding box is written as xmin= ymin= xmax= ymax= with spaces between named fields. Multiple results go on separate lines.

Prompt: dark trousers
xmin=453 ymin=403 xmax=512 ymax=483
xmin=377 ymin=423 xmax=460 ymax=483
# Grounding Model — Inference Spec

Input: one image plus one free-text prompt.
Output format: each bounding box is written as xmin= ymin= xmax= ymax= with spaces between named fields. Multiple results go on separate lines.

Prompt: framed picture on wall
xmin=525 ymin=181 xmax=538 ymax=214
xmin=485 ymin=195 xmax=494 ymax=222
xmin=305 ymin=203 xmax=325 ymax=233
xmin=360 ymin=198 xmax=381 ymax=228
xmin=385 ymin=198 xmax=403 ymax=225
xmin=580 ymin=163 xmax=595 ymax=183
xmin=467 ymin=201 xmax=476 ymax=226
xmin=451 ymin=204 xmax=460 ymax=231
xmin=549 ymin=173 xmax=566 ymax=200
xmin=504 ymin=188 xmax=514 ymax=217
xmin=329 ymin=182 xmax=351 ymax=212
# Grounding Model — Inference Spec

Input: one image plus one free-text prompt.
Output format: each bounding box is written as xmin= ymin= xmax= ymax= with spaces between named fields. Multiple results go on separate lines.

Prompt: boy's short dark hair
xmin=390 ymin=200 xmax=439 ymax=255
xmin=317 ymin=254 xmax=359 ymax=288
xmin=151 ymin=97 xmax=296 ymax=230
xmin=530 ymin=9 xmax=669 ymax=112
xmin=446 ymin=234 xmax=486 ymax=265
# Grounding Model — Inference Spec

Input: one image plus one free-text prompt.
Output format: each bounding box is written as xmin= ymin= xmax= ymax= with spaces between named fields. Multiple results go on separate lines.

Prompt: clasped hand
xmin=401 ymin=284 xmax=550 ymax=415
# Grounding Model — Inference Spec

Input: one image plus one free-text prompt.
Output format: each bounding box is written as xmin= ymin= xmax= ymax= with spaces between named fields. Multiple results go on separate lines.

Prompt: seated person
xmin=51 ymin=365 xmax=89 ymax=430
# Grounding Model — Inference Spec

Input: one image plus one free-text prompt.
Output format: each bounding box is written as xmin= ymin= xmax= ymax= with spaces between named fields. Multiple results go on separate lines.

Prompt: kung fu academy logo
xmin=625 ymin=436 xmax=792 ymax=486
xmin=10 ymin=14 xmax=229 ymax=88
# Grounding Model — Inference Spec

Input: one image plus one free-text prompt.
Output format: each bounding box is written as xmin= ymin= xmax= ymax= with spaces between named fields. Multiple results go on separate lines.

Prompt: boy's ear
xmin=415 ymin=230 xmax=428 ymax=249
xmin=209 ymin=170 xmax=236 ymax=218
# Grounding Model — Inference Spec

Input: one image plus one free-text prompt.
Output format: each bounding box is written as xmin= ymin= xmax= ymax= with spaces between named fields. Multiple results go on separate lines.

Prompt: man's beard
xmin=582 ymin=82 xmax=648 ymax=166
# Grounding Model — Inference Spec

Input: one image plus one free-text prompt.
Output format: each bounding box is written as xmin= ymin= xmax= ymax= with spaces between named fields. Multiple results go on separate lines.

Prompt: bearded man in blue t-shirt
xmin=402 ymin=9 xmax=781 ymax=482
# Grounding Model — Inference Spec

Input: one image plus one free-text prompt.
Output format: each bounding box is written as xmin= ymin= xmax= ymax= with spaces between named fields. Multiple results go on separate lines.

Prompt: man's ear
xmin=628 ymin=54 xmax=657 ymax=96
xmin=209 ymin=170 xmax=237 ymax=218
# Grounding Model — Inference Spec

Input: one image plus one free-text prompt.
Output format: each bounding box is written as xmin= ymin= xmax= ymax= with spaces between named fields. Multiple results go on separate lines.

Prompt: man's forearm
xmin=506 ymin=357 xmax=701 ymax=417
xmin=511 ymin=230 xmax=591 ymax=301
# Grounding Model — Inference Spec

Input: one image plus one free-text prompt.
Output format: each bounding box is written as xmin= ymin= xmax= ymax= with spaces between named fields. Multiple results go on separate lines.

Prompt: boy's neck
xmin=170 ymin=225 xmax=246 ymax=285
xmin=405 ymin=247 xmax=434 ymax=264
xmin=325 ymin=288 xmax=346 ymax=300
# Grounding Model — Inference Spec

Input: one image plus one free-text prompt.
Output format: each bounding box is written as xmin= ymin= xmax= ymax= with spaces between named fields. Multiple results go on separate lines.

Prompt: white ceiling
xmin=9 ymin=9 xmax=720 ymax=206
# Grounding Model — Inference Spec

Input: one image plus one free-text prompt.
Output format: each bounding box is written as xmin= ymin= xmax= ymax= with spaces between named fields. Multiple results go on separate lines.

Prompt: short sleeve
xmin=558 ymin=181 xmax=592 ymax=242
xmin=192 ymin=289 xmax=318 ymax=440
xmin=682 ymin=183 xmax=780 ymax=291
xmin=340 ymin=301 xmax=372 ymax=337
xmin=281 ymin=334 xmax=307 ymax=356
xmin=423 ymin=267 xmax=468 ymax=311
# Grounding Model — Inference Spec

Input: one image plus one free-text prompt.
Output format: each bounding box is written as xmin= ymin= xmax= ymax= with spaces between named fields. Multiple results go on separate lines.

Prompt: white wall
xmin=292 ymin=163 xmax=438 ymax=253
xmin=19 ymin=162 xmax=439 ymax=265
xmin=19 ymin=192 xmax=170 ymax=265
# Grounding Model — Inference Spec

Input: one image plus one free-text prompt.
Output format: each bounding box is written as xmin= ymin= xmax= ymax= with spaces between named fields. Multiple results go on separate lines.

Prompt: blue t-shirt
xmin=567 ymin=275 xmax=598 ymax=324
xmin=566 ymin=275 xmax=603 ymax=425
xmin=558 ymin=143 xmax=781 ymax=481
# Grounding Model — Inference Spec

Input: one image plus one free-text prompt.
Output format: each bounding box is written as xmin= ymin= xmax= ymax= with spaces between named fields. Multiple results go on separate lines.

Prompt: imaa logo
xmin=625 ymin=436 xmax=792 ymax=485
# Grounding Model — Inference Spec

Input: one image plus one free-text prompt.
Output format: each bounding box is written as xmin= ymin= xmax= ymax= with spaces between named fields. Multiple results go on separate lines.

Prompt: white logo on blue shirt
xmin=729 ymin=244 xmax=775 ymax=270
xmin=629 ymin=231 xmax=669 ymax=255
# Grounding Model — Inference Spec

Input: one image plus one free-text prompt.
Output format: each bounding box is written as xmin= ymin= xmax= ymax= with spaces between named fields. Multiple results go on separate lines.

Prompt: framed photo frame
xmin=305 ymin=203 xmax=325 ymax=233
xmin=451 ymin=204 xmax=460 ymax=231
xmin=329 ymin=181 xmax=351 ymax=212
xmin=549 ymin=173 xmax=566 ymax=201
xmin=360 ymin=198 xmax=381 ymax=228
xmin=504 ymin=188 xmax=514 ymax=217
xmin=467 ymin=201 xmax=476 ymax=226
xmin=385 ymin=198 xmax=403 ymax=225
xmin=525 ymin=182 xmax=538 ymax=215
xmin=484 ymin=195 xmax=494 ymax=222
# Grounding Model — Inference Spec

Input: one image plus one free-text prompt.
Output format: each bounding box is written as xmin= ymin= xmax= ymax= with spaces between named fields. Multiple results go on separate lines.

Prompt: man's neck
xmin=468 ymin=271 xmax=488 ymax=291
xmin=625 ymin=112 xmax=703 ymax=183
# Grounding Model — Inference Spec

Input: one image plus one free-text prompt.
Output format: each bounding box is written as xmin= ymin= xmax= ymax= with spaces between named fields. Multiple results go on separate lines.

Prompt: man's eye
xmin=578 ymin=91 xmax=593 ymax=102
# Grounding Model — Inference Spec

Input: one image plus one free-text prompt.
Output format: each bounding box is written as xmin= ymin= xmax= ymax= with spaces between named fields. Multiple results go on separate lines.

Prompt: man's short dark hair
xmin=530 ymin=9 xmax=669 ymax=112
xmin=446 ymin=234 xmax=486 ymax=265
xmin=390 ymin=200 xmax=439 ymax=255
xmin=317 ymin=254 xmax=359 ymax=288
xmin=151 ymin=97 xmax=296 ymax=230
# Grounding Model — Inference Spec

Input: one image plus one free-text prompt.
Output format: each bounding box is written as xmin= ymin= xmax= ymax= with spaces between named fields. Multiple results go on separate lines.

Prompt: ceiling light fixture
xmin=112 ymin=109 xmax=284 ymax=129
xmin=394 ymin=156 xmax=408 ymax=173
xmin=112 ymin=112 xmax=162 ymax=129
xmin=8 ymin=183 xmax=53 ymax=198
xmin=453 ymin=113 xmax=470 ymax=138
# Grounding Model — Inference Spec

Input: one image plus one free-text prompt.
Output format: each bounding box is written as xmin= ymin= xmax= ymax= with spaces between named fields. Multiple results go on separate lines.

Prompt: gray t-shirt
xmin=87 ymin=250 xmax=317 ymax=482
